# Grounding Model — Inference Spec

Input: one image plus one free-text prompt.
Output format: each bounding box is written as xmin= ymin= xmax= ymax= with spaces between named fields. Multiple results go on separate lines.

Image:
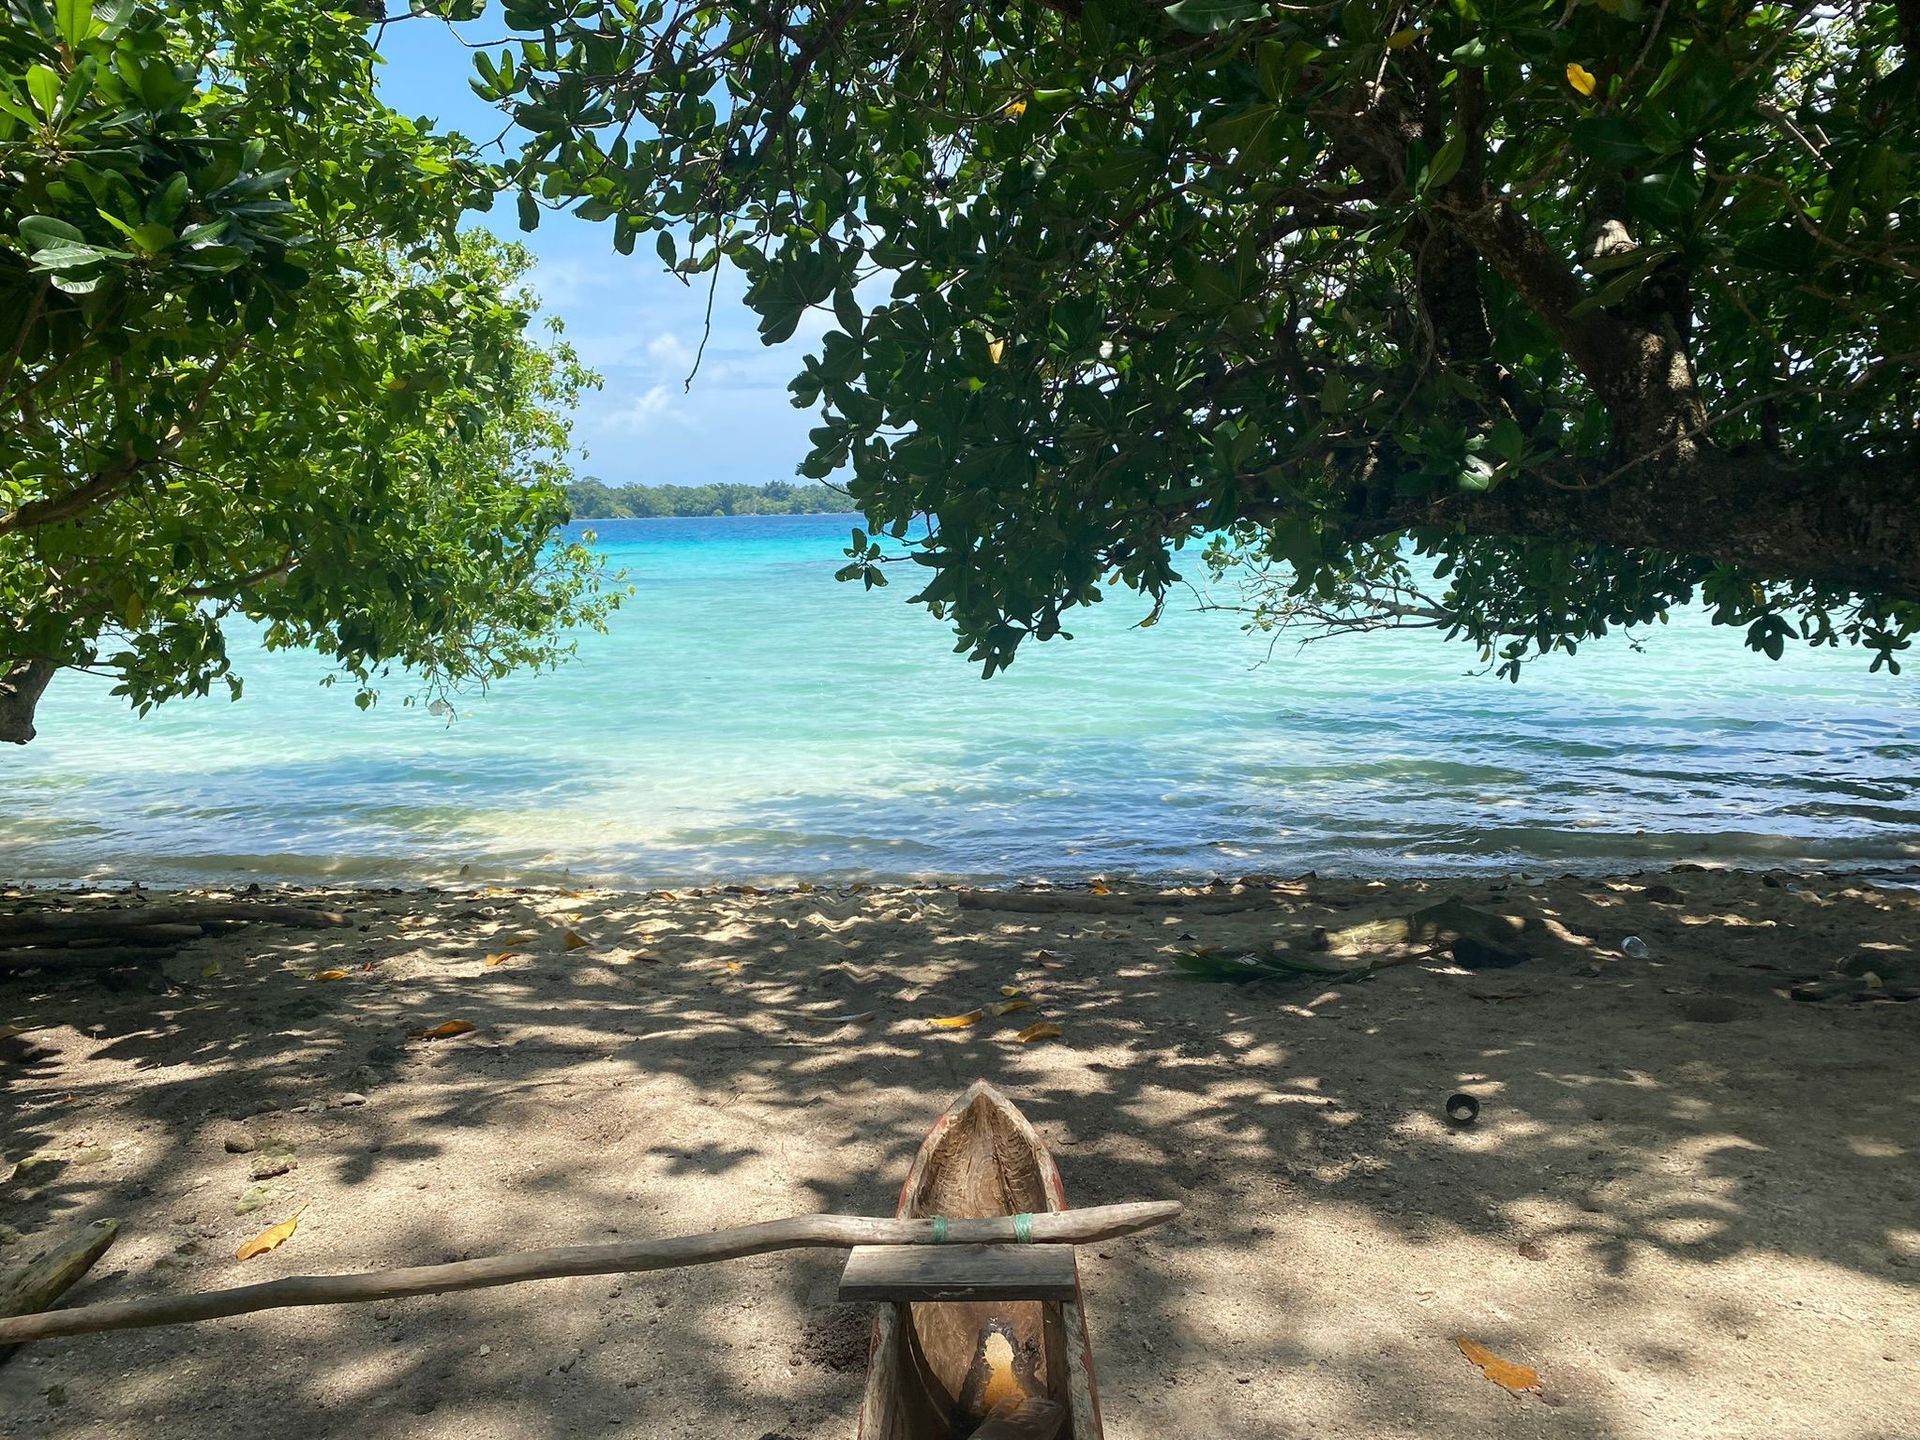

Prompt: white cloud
xmin=526 ymin=256 xmax=613 ymax=311
xmin=603 ymin=383 xmax=681 ymax=433
xmin=645 ymin=332 xmax=698 ymax=376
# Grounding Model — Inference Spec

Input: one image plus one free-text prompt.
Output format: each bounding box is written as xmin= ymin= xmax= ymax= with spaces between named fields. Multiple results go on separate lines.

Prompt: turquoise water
xmin=4 ymin=513 xmax=1917 ymax=887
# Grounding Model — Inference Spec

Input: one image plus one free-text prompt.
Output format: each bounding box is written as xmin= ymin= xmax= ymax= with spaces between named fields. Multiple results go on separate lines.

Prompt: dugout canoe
xmin=855 ymin=1082 xmax=1102 ymax=1440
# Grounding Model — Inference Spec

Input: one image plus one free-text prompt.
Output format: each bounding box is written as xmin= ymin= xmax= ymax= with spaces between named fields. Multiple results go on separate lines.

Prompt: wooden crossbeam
xmin=837 ymin=1243 xmax=1078 ymax=1303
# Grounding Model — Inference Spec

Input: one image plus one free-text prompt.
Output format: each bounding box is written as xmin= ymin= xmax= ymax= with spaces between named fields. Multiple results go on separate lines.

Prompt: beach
xmin=3 ymin=866 xmax=1917 ymax=1439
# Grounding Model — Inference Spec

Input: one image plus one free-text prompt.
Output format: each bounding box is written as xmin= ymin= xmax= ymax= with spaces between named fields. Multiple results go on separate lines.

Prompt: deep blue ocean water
xmin=3 ymin=512 xmax=1916 ymax=887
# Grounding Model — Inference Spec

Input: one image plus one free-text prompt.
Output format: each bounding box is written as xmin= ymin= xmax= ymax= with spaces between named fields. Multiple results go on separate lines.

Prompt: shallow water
xmin=4 ymin=513 xmax=1916 ymax=886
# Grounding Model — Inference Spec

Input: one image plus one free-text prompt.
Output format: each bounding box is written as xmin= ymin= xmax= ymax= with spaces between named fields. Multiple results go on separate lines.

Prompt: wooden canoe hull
xmin=855 ymin=1082 xmax=1104 ymax=1440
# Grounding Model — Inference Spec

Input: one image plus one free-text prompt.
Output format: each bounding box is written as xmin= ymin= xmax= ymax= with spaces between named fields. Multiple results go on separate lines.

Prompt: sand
xmin=2 ymin=866 xmax=1917 ymax=1439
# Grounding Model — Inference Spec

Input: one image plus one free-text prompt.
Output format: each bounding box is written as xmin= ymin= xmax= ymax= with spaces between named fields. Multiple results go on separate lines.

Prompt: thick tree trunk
xmin=1406 ymin=447 xmax=1920 ymax=603
xmin=0 ymin=659 xmax=55 ymax=746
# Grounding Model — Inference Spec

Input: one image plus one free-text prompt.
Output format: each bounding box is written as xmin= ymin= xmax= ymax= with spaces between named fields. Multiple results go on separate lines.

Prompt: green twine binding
xmin=929 ymin=1214 xmax=1033 ymax=1242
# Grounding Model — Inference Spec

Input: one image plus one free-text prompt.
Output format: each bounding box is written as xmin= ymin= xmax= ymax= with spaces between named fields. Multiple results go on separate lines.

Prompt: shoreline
xmin=7 ymin=855 xmax=1920 ymax=902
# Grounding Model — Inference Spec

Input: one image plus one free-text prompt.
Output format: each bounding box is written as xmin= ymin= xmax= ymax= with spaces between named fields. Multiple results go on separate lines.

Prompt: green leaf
xmin=1183 ymin=260 xmax=1242 ymax=309
xmin=1162 ymin=0 xmax=1269 ymax=34
xmin=26 ymin=65 xmax=61 ymax=119
xmin=18 ymin=214 xmax=85 ymax=248
xmin=1572 ymin=116 xmax=1651 ymax=167
xmin=95 ymin=0 xmax=132 ymax=38
xmin=832 ymin=287 xmax=863 ymax=337
xmin=1427 ymin=132 xmax=1467 ymax=189
xmin=1457 ymin=454 xmax=1495 ymax=492
xmin=146 ymin=172 xmax=189 ymax=226
xmin=128 ymin=221 xmax=174 ymax=255
xmin=517 ymin=190 xmax=539 ymax=232
xmin=55 ymin=0 xmax=93 ymax=46
xmin=29 ymin=240 xmax=116 ymax=271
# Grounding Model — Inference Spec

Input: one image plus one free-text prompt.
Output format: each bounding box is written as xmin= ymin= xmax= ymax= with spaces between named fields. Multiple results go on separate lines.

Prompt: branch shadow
xmin=3 ymin=866 xmax=1917 ymax=1438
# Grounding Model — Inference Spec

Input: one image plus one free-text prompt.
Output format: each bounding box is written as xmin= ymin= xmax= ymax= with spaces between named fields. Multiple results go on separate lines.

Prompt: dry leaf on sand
xmin=1010 ymin=1022 xmax=1063 ymax=1043
xmin=311 ymin=968 xmax=351 ymax=982
xmin=236 ymin=1205 xmax=307 ymax=1261
xmin=1455 ymin=1337 xmax=1540 ymax=1393
xmin=409 ymin=1019 xmax=477 ymax=1040
xmin=483 ymin=952 xmax=519 ymax=968
xmin=563 ymin=929 xmax=590 ymax=951
xmin=929 ymin=1009 xmax=985 ymax=1029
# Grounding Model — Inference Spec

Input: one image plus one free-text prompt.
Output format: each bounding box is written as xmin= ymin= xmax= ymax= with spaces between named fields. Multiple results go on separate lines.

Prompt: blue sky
xmin=372 ymin=21 xmax=821 ymax=487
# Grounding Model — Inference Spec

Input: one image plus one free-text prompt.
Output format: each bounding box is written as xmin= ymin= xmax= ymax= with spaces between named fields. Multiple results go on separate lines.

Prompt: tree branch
xmin=1347 ymin=447 xmax=1920 ymax=604
xmin=0 ymin=1200 xmax=1181 ymax=1347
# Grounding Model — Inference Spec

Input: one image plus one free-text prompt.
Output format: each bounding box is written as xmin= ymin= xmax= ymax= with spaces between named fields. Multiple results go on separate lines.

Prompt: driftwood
xmin=955 ymin=889 xmax=1281 ymax=915
xmin=0 ymin=946 xmax=171 ymax=971
xmin=0 ymin=901 xmax=352 ymax=977
xmin=1 ymin=922 xmax=208 ymax=951
xmin=0 ymin=1218 xmax=119 ymax=1361
xmin=0 ymin=902 xmax=348 ymax=943
xmin=1310 ymin=898 xmax=1525 ymax=956
xmin=0 ymin=1200 xmax=1180 ymax=1347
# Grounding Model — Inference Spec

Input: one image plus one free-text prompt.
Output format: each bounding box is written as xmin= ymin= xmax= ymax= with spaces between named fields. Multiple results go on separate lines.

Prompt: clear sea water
xmin=4 ymin=513 xmax=1917 ymax=888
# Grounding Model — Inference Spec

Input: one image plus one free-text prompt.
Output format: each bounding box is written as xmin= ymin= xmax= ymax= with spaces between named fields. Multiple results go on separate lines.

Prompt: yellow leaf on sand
xmin=409 ymin=1019 xmax=477 ymax=1040
xmin=993 ymin=999 xmax=1033 ymax=1017
xmin=1011 ymin=1022 xmax=1063 ymax=1044
xmin=0 ymin=1022 xmax=49 ymax=1043
xmin=236 ymin=1205 xmax=307 ymax=1261
xmin=563 ymin=929 xmax=589 ymax=951
xmin=1566 ymin=62 xmax=1598 ymax=97
xmin=483 ymin=952 xmax=519 ymax=968
xmin=1454 ymin=1337 xmax=1540 ymax=1393
xmin=201 ymin=962 xmax=222 ymax=979
xmin=1088 ymin=880 xmax=1110 ymax=896
xmin=999 ymin=986 xmax=1024 ymax=998
xmin=725 ymin=961 xmax=743 ymax=974
xmin=796 ymin=881 xmax=815 ymax=893
xmin=930 ymin=1009 xmax=985 ymax=1029
xmin=311 ymin=969 xmax=351 ymax=982
xmin=1386 ymin=27 xmax=1418 ymax=48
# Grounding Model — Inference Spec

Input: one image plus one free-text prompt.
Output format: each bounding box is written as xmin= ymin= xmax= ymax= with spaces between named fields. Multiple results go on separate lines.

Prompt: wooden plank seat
xmin=838 ymin=1242 xmax=1080 ymax=1303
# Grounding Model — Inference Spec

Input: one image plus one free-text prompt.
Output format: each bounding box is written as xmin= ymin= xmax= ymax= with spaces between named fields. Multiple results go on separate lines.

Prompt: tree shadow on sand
xmin=3 ymin=869 xmax=1917 ymax=1438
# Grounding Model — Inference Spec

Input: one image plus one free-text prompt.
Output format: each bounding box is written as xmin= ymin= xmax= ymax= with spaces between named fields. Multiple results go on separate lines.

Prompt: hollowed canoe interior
xmin=879 ymin=1093 xmax=1074 ymax=1437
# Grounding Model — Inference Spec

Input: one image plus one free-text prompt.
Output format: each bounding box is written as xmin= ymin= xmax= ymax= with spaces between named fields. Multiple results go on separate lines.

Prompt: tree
xmin=471 ymin=0 xmax=1915 ymax=677
xmin=562 ymin=478 xmax=859 ymax=517
xmin=0 ymin=0 xmax=615 ymax=744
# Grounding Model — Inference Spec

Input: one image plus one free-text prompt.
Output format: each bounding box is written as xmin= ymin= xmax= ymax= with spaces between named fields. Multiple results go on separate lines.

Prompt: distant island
xmin=565 ymin=479 xmax=860 ymax=519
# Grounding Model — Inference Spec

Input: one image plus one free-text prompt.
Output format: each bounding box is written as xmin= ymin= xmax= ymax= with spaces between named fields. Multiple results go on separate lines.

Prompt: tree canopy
xmin=0 ymin=0 xmax=614 ymax=743
xmin=471 ymin=0 xmax=1916 ymax=677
